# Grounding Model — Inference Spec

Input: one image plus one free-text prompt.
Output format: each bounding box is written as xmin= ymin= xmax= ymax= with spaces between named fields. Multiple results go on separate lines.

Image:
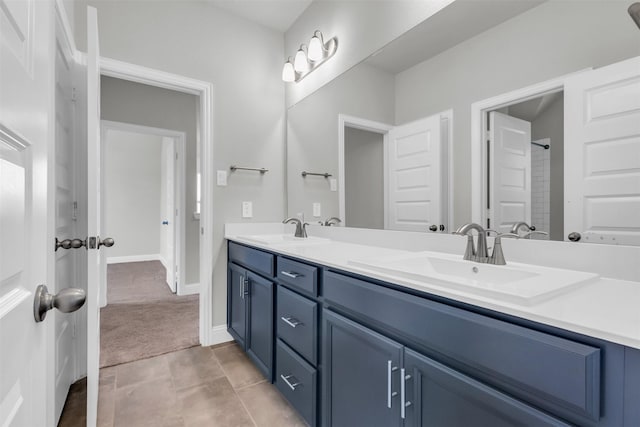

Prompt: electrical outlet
xmin=313 ymin=203 xmax=321 ymax=217
xmin=217 ymin=170 xmax=227 ymax=186
xmin=330 ymin=178 xmax=337 ymax=192
xmin=242 ymin=201 xmax=253 ymax=218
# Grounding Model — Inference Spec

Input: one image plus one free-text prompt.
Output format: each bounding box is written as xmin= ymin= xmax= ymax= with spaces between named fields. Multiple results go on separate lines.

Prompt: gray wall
xmin=287 ymin=62 xmax=395 ymax=220
xmin=76 ymin=0 xmax=286 ymax=326
xmin=345 ymin=128 xmax=384 ymax=229
xmin=101 ymin=77 xmax=201 ymax=285
xmin=104 ymin=129 xmax=162 ymax=259
xmin=531 ymin=94 xmax=564 ymax=241
xmin=395 ymin=0 xmax=640 ymax=228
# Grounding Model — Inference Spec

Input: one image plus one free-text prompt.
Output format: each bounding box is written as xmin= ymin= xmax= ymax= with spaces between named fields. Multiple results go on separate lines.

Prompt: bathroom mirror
xmin=286 ymin=0 xmax=640 ymax=243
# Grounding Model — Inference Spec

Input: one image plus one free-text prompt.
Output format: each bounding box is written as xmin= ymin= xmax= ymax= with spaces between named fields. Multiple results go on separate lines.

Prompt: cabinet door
xmin=323 ymin=310 xmax=403 ymax=427
xmin=227 ymin=263 xmax=247 ymax=348
xmin=403 ymin=349 xmax=570 ymax=427
xmin=246 ymin=272 xmax=274 ymax=381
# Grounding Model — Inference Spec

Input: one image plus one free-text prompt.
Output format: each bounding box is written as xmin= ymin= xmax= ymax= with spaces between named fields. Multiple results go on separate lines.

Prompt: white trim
xmin=470 ymin=70 xmax=590 ymax=227
xmin=107 ymin=254 xmax=161 ymax=264
xmin=99 ymin=57 xmax=216 ymax=346
xmin=54 ymin=0 xmax=77 ymax=55
xmin=180 ymin=282 xmax=201 ymax=296
xmin=440 ymin=109 xmax=455 ymax=231
xmin=210 ymin=324 xmax=234 ymax=345
xmin=338 ymin=114 xmax=393 ymax=227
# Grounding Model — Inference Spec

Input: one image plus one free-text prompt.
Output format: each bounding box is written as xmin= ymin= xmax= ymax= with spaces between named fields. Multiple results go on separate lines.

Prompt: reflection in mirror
xmin=287 ymin=0 xmax=640 ymax=243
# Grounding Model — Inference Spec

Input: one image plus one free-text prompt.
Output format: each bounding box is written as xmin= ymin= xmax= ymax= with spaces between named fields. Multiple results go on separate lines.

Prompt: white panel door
xmin=0 ymin=0 xmax=53 ymax=426
xmin=489 ymin=112 xmax=532 ymax=234
xmin=387 ymin=115 xmax=441 ymax=232
xmin=565 ymin=56 xmax=640 ymax=245
xmin=160 ymin=137 xmax=176 ymax=292
xmin=53 ymin=9 xmax=79 ymax=423
xmin=86 ymin=6 xmax=101 ymax=427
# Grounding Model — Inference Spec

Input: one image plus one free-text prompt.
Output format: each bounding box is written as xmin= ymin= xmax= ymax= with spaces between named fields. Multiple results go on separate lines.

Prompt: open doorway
xmin=485 ymin=91 xmax=564 ymax=240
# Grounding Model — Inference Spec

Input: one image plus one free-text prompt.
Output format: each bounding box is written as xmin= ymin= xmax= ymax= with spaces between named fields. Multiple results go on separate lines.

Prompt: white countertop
xmin=226 ymin=228 xmax=640 ymax=350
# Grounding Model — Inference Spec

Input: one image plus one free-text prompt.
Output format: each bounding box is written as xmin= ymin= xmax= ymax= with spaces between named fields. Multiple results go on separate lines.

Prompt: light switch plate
xmin=217 ymin=170 xmax=227 ymax=186
xmin=330 ymin=178 xmax=337 ymax=192
xmin=313 ymin=203 xmax=321 ymax=217
xmin=242 ymin=201 xmax=253 ymax=218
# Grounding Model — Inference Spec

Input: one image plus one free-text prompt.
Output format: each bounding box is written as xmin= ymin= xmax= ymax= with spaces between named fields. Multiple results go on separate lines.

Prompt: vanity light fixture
xmin=282 ymin=57 xmax=295 ymax=82
xmin=294 ymin=45 xmax=310 ymax=73
xmin=282 ymin=30 xmax=338 ymax=83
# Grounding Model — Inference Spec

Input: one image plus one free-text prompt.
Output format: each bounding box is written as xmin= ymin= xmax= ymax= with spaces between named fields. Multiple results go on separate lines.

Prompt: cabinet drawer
xmin=275 ymin=339 xmax=317 ymax=427
xmin=228 ymin=241 xmax=274 ymax=277
xmin=277 ymin=286 xmax=318 ymax=365
xmin=277 ymin=257 xmax=318 ymax=297
xmin=324 ymin=270 xmax=601 ymax=421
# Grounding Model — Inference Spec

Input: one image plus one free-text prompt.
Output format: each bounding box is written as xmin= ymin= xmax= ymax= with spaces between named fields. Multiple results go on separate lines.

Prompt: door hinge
xmin=176 ymin=208 xmax=178 ymax=217
xmin=71 ymin=87 xmax=77 ymax=102
xmin=175 ymin=152 xmax=178 ymax=160
xmin=72 ymin=201 xmax=78 ymax=221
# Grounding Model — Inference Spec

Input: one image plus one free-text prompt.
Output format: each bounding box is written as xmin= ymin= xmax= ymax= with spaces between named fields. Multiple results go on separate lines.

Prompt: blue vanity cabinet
xmin=323 ymin=309 xmax=403 ymax=427
xmin=227 ymin=242 xmax=276 ymax=381
xmin=227 ymin=262 xmax=248 ymax=348
xmin=402 ymin=348 xmax=570 ymax=427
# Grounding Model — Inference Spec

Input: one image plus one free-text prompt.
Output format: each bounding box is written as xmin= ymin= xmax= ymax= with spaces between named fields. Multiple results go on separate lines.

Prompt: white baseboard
xmin=179 ymin=282 xmax=200 ymax=296
xmin=158 ymin=255 xmax=168 ymax=270
xmin=107 ymin=253 xmax=161 ymax=264
xmin=208 ymin=324 xmax=233 ymax=346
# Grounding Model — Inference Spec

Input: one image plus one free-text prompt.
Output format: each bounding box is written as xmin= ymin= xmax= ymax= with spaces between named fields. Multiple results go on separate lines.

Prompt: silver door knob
xmin=568 ymin=232 xmax=581 ymax=242
xmin=34 ymin=285 xmax=86 ymax=322
xmin=98 ymin=237 xmax=115 ymax=249
xmin=429 ymin=225 xmax=438 ymax=232
xmin=55 ymin=237 xmax=86 ymax=251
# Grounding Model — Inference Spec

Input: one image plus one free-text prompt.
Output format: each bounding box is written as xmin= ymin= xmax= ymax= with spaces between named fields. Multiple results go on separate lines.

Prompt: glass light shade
xmin=294 ymin=47 xmax=309 ymax=73
xmin=308 ymin=34 xmax=325 ymax=61
xmin=282 ymin=61 xmax=295 ymax=82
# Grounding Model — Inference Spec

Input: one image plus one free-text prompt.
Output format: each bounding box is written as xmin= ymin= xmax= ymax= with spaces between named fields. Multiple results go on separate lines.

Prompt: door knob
xmin=98 ymin=237 xmax=115 ymax=249
xmin=568 ymin=232 xmax=581 ymax=242
xmin=162 ymin=220 xmax=169 ymax=225
xmin=55 ymin=237 xmax=86 ymax=251
xmin=439 ymin=224 xmax=445 ymax=231
xmin=34 ymin=285 xmax=86 ymax=322
xmin=429 ymin=225 xmax=438 ymax=232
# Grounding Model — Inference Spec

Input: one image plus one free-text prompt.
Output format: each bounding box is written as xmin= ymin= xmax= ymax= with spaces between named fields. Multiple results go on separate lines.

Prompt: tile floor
xmin=58 ymin=342 xmax=306 ymax=427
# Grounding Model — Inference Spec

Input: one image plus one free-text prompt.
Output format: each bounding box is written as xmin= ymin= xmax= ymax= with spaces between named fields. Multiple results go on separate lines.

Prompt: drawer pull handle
xmin=281 ymin=316 xmax=303 ymax=328
xmin=401 ymin=369 xmax=412 ymax=419
xmin=387 ymin=360 xmax=398 ymax=409
xmin=281 ymin=271 xmax=302 ymax=279
xmin=280 ymin=374 xmax=300 ymax=391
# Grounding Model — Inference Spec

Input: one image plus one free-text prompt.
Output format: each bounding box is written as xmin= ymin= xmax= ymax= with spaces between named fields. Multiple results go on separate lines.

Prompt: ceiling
xmin=208 ymin=0 xmax=313 ymax=32
xmin=366 ymin=0 xmax=545 ymax=74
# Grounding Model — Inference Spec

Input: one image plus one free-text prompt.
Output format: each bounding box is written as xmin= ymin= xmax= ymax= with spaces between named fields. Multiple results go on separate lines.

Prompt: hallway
xmin=101 ymin=260 xmax=199 ymax=367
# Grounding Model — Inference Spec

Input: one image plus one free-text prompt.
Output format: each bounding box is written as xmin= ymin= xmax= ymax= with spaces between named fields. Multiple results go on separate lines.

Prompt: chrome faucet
xmin=454 ymin=223 xmax=489 ymax=262
xmin=454 ymin=223 xmax=520 ymax=265
xmin=283 ymin=217 xmax=308 ymax=238
xmin=510 ymin=221 xmax=549 ymax=239
xmin=324 ymin=217 xmax=342 ymax=226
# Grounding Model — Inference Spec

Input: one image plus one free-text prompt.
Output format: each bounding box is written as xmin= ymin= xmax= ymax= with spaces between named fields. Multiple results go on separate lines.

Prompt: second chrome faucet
xmin=283 ymin=217 xmax=308 ymax=238
xmin=453 ymin=223 xmax=519 ymax=265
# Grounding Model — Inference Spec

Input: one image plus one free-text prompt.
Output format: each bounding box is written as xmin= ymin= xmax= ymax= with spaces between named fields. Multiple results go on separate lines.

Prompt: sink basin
xmin=237 ymin=234 xmax=330 ymax=246
xmin=348 ymin=251 xmax=598 ymax=305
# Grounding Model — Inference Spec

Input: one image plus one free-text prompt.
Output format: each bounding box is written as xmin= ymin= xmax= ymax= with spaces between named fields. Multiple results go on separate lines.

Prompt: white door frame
xmin=338 ymin=114 xmax=393 ymax=227
xmin=99 ymin=120 xmax=187 ymax=304
xmin=99 ymin=57 xmax=216 ymax=345
xmin=469 ymin=70 xmax=589 ymax=227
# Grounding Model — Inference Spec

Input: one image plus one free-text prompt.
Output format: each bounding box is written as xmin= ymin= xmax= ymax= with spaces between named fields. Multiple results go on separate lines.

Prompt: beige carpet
xmin=100 ymin=261 xmax=199 ymax=368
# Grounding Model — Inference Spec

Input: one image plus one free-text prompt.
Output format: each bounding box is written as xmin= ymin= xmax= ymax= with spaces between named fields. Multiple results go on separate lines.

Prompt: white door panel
xmin=86 ymin=6 xmax=101 ymax=426
xmin=388 ymin=115 xmax=441 ymax=232
xmin=160 ymin=137 xmax=176 ymax=292
xmin=565 ymin=56 xmax=640 ymax=245
xmin=0 ymin=0 xmax=53 ymax=425
xmin=489 ymin=112 xmax=532 ymax=234
xmin=54 ymin=11 xmax=79 ymax=422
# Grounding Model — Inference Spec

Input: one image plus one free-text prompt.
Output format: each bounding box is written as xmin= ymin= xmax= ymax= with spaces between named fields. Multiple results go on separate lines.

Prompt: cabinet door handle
xmin=387 ymin=360 xmax=398 ymax=408
xmin=280 ymin=374 xmax=300 ymax=391
xmin=401 ymin=368 xmax=412 ymax=419
xmin=281 ymin=271 xmax=302 ymax=279
xmin=239 ymin=275 xmax=244 ymax=299
xmin=281 ymin=316 xmax=303 ymax=328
